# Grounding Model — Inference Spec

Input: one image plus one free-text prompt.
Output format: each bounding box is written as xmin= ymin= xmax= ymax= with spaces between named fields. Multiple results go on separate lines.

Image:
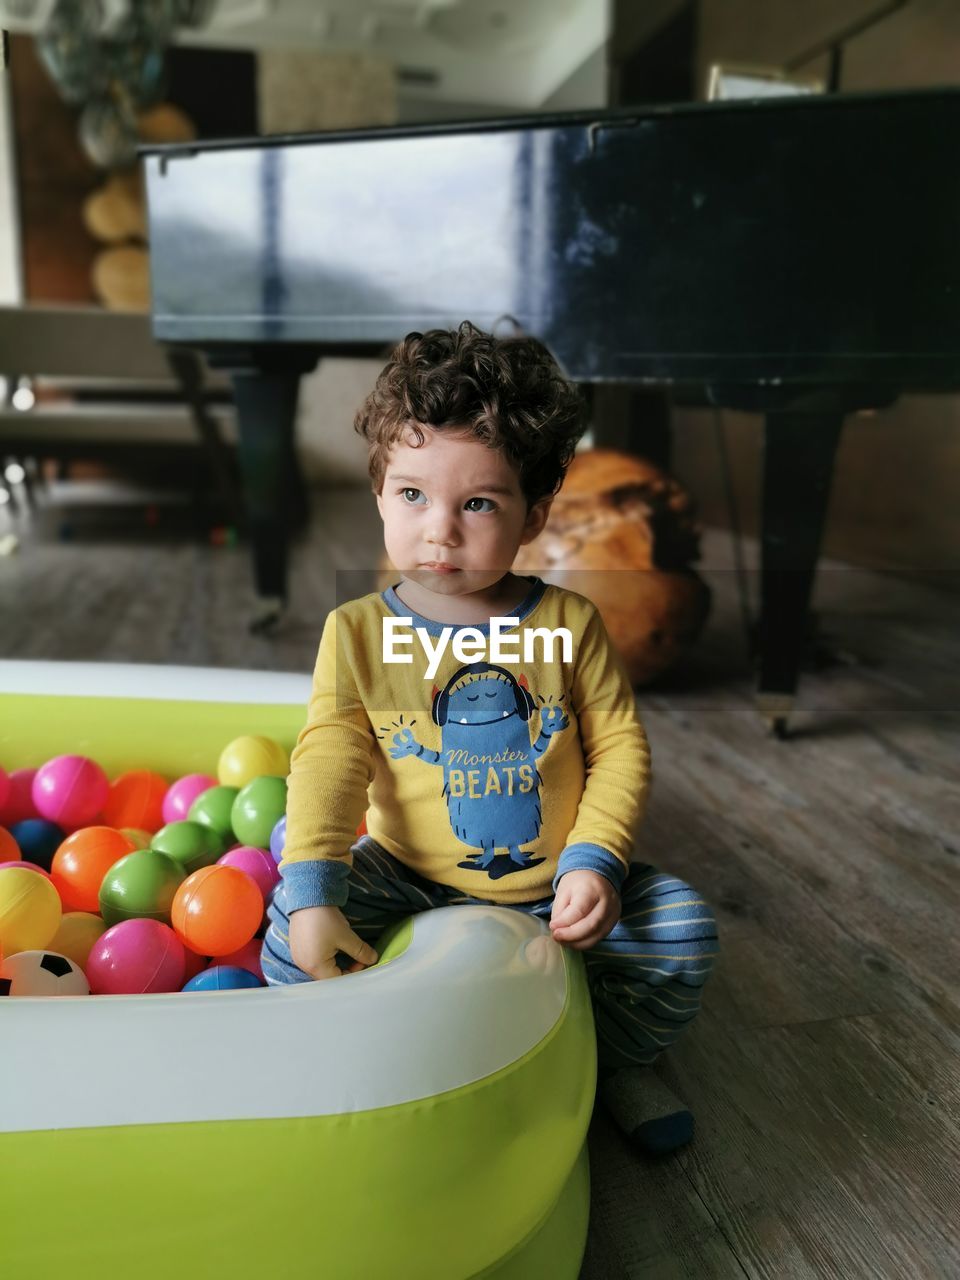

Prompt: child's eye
xmin=464 ymin=497 xmax=496 ymax=513
xmin=400 ymin=488 xmax=425 ymax=504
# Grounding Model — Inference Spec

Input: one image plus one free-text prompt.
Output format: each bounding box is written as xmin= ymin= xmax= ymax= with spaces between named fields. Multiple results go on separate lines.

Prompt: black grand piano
xmin=141 ymin=88 xmax=960 ymax=732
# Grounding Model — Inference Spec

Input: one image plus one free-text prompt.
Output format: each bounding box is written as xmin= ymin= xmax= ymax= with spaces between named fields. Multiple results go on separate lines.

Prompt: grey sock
xmin=599 ymin=1067 xmax=694 ymax=1155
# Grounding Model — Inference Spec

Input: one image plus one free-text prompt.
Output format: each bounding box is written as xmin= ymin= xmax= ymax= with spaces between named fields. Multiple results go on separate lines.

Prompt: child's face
xmin=376 ymin=426 xmax=550 ymax=601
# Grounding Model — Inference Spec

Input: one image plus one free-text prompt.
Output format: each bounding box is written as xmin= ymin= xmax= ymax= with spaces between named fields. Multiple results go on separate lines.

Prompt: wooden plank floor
xmin=2 ymin=487 xmax=958 ymax=1279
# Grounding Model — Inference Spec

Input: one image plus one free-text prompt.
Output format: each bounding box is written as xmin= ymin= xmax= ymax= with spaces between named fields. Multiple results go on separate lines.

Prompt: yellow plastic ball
xmin=217 ymin=735 xmax=289 ymax=789
xmin=0 ymin=866 xmax=62 ymax=956
xmin=47 ymin=911 xmax=107 ymax=970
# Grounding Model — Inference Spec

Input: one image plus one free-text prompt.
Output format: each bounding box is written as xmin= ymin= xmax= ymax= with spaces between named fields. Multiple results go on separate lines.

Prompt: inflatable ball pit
xmin=0 ymin=661 xmax=596 ymax=1280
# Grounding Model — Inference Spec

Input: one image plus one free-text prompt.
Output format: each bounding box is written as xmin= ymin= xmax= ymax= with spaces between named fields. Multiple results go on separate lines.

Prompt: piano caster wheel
xmin=249 ymin=596 xmax=285 ymax=636
xmin=757 ymin=693 xmax=794 ymax=740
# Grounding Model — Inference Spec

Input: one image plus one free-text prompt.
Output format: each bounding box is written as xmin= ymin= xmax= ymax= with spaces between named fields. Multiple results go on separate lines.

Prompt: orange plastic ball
xmin=50 ymin=826 xmax=138 ymax=912
xmin=0 ymin=825 xmax=20 ymax=860
xmin=102 ymin=770 xmax=168 ymax=833
xmin=171 ymin=864 xmax=262 ymax=957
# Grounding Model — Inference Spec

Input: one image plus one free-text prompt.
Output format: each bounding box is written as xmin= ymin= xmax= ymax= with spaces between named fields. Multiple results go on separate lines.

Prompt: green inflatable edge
xmin=0 ymin=682 xmax=596 ymax=1278
xmin=0 ymin=691 xmax=306 ymax=777
xmin=1 ymin=946 xmax=594 ymax=1280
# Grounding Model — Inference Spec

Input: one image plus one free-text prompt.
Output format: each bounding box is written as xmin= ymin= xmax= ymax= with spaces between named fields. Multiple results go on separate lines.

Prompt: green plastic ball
xmin=151 ymin=820 xmax=225 ymax=875
xmin=99 ymin=848 xmax=186 ymax=926
xmin=231 ymin=776 xmax=287 ymax=849
xmin=188 ymin=785 xmax=239 ymax=840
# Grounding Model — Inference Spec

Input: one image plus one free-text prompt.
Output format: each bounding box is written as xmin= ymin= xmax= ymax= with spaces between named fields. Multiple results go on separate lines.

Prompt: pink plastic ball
xmin=217 ymin=845 xmax=279 ymax=901
xmin=33 ymin=756 xmax=109 ymax=828
xmin=86 ymin=918 xmax=186 ymax=995
xmin=162 ymin=774 xmax=218 ymax=825
xmin=212 ymin=938 xmax=264 ymax=982
xmin=0 ymin=769 xmax=39 ymax=826
xmin=0 ymin=765 xmax=8 ymax=813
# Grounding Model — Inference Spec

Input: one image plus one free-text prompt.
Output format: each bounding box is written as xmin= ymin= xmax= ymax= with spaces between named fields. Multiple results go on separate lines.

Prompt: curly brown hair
xmin=354 ymin=321 xmax=587 ymax=506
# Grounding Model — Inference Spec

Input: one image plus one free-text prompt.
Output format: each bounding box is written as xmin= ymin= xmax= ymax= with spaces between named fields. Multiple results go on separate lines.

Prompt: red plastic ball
xmin=214 ymin=937 xmax=264 ymax=982
xmin=0 ymin=769 xmax=39 ymax=826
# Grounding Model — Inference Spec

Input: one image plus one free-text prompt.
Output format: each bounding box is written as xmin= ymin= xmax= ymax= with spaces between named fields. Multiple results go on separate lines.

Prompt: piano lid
xmin=142 ymin=88 xmax=960 ymax=391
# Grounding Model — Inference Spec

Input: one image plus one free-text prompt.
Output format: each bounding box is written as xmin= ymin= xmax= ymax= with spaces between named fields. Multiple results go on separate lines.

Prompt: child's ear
xmin=375 ymin=491 xmax=385 ymax=519
xmin=521 ymin=497 xmax=553 ymax=544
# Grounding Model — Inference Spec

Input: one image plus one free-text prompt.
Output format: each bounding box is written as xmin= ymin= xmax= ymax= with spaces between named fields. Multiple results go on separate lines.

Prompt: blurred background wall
xmin=665 ymin=0 xmax=960 ymax=573
xmin=2 ymin=0 xmax=957 ymax=573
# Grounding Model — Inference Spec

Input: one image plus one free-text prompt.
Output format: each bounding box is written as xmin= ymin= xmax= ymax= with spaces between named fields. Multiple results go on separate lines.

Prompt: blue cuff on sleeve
xmin=552 ymin=843 xmax=628 ymax=895
xmin=281 ymin=859 xmax=351 ymax=911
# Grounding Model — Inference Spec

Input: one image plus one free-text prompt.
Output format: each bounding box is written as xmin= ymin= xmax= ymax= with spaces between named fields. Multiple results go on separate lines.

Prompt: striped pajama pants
xmin=262 ymin=836 xmax=720 ymax=1072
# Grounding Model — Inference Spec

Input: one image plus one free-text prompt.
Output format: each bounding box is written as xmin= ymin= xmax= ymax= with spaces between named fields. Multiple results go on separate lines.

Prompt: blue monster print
xmin=388 ymin=662 xmax=569 ymax=880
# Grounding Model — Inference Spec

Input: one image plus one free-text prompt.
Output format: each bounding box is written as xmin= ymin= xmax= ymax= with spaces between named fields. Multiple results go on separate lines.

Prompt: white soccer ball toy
xmin=0 ymin=950 xmax=90 ymax=997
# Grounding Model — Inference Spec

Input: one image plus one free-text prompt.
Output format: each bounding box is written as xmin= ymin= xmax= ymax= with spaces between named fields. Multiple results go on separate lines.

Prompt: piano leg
xmin=229 ymin=368 xmax=309 ymax=634
xmin=759 ymin=410 xmax=844 ymax=736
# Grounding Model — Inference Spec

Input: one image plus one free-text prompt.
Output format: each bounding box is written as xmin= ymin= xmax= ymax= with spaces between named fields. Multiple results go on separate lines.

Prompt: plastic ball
xmin=151 ymin=820 xmax=224 ymax=875
xmin=0 ymin=859 xmax=54 ymax=882
xmin=231 ymin=777 xmax=287 ymax=849
xmin=183 ymin=964 xmax=261 ymax=992
xmin=0 ymin=768 xmax=39 ymax=826
xmin=99 ymin=848 xmax=185 ymax=927
xmin=215 ymin=938 xmax=264 ymax=982
xmin=0 ymin=949 xmax=89 ymax=997
xmin=119 ymin=827 xmax=152 ymax=848
xmin=33 ymin=755 xmax=110 ymax=828
xmin=86 ymin=919 xmax=185 ymax=995
xmin=172 ymin=864 xmax=262 ymax=957
xmin=50 ymin=826 xmax=138 ymax=913
xmin=8 ymin=818 xmax=64 ymax=870
xmin=181 ymin=945 xmax=208 ymax=983
xmin=161 ymin=773 xmax=218 ymax=825
xmin=269 ymin=814 xmax=286 ymax=863
xmin=48 ymin=911 xmax=107 ymax=970
xmin=0 ymin=765 xmax=8 ymax=812
xmin=217 ymin=845 xmax=279 ymax=901
xmin=0 ymin=826 xmax=20 ymax=860
xmin=102 ymin=770 xmax=168 ymax=832
xmin=187 ymin=786 xmax=238 ymax=840
xmin=217 ymin=735 xmax=289 ymax=790
xmin=0 ymin=866 xmax=62 ymax=955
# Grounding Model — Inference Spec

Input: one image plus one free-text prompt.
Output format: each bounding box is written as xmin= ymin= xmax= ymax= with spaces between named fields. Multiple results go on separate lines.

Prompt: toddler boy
xmin=263 ymin=322 xmax=719 ymax=1154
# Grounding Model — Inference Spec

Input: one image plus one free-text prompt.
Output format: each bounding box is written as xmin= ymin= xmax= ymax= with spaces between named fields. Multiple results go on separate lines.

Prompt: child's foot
xmin=598 ymin=1067 xmax=694 ymax=1155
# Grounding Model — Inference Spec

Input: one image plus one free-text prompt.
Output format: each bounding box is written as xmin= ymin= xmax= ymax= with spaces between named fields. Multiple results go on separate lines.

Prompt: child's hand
xmin=550 ymin=869 xmax=621 ymax=950
xmin=289 ymin=905 xmax=378 ymax=980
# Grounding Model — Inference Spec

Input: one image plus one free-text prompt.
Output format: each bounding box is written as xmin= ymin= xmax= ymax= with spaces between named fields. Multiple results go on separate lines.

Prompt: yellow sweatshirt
xmin=281 ymin=576 xmax=651 ymax=911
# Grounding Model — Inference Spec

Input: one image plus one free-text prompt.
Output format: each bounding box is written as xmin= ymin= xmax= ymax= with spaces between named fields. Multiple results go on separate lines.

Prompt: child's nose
xmin=427 ymin=509 xmax=460 ymax=545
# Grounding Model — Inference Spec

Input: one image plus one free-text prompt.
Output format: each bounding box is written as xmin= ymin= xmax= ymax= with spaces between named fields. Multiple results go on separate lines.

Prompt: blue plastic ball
xmin=269 ymin=814 xmax=286 ymax=864
xmin=9 ymin=818 xmax=65 ymax=870
xmin=183 ymin=965 xmax=262 ymax=992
